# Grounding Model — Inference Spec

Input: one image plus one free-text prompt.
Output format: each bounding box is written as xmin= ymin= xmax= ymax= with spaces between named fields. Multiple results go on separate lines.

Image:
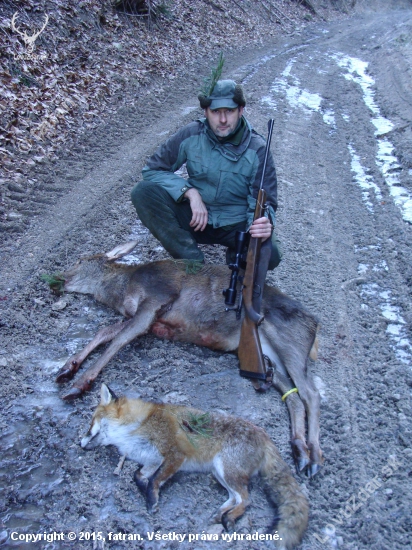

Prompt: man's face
xmin=205 ymin=106 xmax=244 ymax=138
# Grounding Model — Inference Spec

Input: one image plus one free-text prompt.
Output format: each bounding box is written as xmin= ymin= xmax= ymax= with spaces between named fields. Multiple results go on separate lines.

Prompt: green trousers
xmin=131 ymin=181 xmax=282 ymax=270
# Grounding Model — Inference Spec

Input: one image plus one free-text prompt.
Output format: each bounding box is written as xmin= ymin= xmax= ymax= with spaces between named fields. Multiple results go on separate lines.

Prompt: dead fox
xmin=81 ymin=384 xmax=309 ymax=549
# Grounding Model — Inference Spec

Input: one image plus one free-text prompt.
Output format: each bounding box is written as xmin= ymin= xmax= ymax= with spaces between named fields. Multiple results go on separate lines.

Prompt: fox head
xmin=80 ymin=384 xmax=119 ymax=450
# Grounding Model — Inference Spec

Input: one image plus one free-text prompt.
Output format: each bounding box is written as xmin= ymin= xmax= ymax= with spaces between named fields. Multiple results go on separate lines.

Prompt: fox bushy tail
xmin=261 ymin=444 xmax=309 ymax=549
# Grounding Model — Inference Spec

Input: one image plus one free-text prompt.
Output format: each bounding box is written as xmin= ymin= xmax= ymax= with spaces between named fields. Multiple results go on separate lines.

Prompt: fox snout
xmin=80 ymin=433 xmax=97 ymax=450
xmin=80 ymin=422 xmax=102 ymax=450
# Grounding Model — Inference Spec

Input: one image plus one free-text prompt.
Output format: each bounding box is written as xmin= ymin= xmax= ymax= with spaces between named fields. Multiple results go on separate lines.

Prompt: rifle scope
xmin=223 ymin=230 xmax=248 ymax=307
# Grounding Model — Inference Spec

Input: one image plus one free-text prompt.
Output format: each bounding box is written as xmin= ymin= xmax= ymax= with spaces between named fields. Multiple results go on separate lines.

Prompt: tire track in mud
xmin=1 ymin=7 xmax=412 ymax=550
xmin=255 ymin=41 xmax=372 ymax=548
xmin=243 ymin=11 xmax=412 ymax=548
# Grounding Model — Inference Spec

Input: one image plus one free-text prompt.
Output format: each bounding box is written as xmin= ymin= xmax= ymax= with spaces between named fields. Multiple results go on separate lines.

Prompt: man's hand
xmin=184 ymin=188 xmax=208 ymax=231
xmin=249 ymin=217 xmax=273 ymax=242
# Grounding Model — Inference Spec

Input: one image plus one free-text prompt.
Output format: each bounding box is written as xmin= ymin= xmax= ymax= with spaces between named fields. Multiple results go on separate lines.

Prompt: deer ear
xmin=105 ymin=241 xmax=138 ymax=261
xmin=100 ymin=383 xmax=113 ymax=405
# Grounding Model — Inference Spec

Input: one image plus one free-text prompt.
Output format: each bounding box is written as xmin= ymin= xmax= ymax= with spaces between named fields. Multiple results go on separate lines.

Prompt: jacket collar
xmin=200 ymin=116 xmax=253 ymax=161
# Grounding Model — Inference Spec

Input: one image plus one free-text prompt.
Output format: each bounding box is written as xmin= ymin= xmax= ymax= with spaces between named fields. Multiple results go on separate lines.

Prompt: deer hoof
xmin=297 ymin=456 xmax=311 ymax=474
xmin=291 ymin=439 xmax=310 ymax=474
xmin=307 ymin=462 xmax=322 ymax=478
xmin=62 ymin=387 xmax=84 ymax=401
xmin=55 ymin=368 xmax=74 ymax=383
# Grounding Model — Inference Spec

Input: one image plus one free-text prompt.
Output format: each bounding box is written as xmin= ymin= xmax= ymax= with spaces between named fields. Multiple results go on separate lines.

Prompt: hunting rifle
xmin=223 ymin=119 xmax=275 ymax=391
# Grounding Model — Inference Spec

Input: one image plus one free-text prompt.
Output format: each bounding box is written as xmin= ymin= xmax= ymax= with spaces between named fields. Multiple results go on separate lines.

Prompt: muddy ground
xmin=1 ymin=1 xmax=412 ymax=549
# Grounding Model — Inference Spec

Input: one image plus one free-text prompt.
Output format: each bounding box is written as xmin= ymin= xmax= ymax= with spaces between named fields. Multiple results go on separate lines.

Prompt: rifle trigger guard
xmin=252 ymin=367 xmax=273 ymax=393
xmin=252 ymin=355 xmax=273 ymax=393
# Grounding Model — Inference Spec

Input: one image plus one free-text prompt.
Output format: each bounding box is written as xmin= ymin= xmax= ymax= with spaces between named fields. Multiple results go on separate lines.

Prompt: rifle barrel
xmin=259 ymin=119 xmax=275 ymax=192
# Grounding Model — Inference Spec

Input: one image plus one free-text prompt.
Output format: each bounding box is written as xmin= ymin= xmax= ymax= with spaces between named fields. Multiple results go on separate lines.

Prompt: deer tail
xmin=309 ymin=324 xmax=320 ymax=361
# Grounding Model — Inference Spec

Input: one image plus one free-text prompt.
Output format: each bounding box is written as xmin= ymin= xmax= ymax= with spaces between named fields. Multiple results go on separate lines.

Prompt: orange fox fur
xmin=81 ymin=384 xmax=308 ymax=549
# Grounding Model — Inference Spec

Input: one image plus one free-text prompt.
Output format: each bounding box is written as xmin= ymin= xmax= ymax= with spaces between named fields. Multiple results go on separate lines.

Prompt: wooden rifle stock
xmin=240 ymin=187 xmax=266 ymax=326
xmin=238 ymin=187 xmax=267 ymax=381
xmin=238 ymin=120 xmax=274 ymax=383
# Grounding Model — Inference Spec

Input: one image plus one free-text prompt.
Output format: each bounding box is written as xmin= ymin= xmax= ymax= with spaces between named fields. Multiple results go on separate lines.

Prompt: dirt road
xmin=1 ymin=3 xmax=412 ymax=549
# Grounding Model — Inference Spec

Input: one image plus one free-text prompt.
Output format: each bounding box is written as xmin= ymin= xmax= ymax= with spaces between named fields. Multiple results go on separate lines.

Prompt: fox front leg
xmin=145 ymin=457 xmax=185 ymax=513
xmin=133 ymin=460 xmax=165 ymax=512
xmin=133 ymin=465 xmax=149 ymax=495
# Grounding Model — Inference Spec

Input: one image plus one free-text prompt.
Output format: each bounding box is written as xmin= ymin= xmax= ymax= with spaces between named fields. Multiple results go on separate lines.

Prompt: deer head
xmin=11 ymin=12 xmax=49 ymax=53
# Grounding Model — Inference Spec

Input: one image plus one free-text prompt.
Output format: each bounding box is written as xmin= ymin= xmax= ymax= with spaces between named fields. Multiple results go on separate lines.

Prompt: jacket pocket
xmin=186 ymin=156 xmax=218 ymax=203
xmin=217 ymin=166 xmax=251 ymax=204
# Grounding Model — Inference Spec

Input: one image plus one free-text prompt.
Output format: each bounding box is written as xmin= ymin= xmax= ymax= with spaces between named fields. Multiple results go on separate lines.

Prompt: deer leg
xmin=260 ymin=338 xmax=311 ymax=474
xmin=262 ymin=328 xmax=323 ymax=477
xmin=284 ymin=366 xmax=323 ymax=477
xmin=62 ymin=300 xmax=160 ymax=400
xmin=297 ymin=377 xmax=322 ymax=477
xmin=56 ymin=320 xmax=132 ymax=383
xmin=271 ymin=369 xmax=311 ymax=474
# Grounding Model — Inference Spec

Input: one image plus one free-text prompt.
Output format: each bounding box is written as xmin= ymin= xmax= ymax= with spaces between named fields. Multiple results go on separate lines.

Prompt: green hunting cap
xmin=198 ymin=80 xmax=246 ymax=110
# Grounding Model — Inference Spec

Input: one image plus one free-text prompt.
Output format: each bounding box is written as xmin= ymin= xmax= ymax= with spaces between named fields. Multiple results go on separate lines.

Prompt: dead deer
xmin=47 ymin=242 xmax=322 ymax=477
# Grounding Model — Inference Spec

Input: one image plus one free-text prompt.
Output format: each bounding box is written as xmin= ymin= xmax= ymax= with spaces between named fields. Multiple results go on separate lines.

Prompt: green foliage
xmin=156 ymin=1 xmax=173 ymax=17
xmin=9 ymin=63 xmax=39 ymax=88
xmin=179 ymin=411 xmax=213 ymax=447
xmin=185 ymin=412 xmax=213 ymax=436
xmin=172 ymin=259 xmax=204 ymax=274
xmin=40 ymin=273 xmax=65 ymax=293
xmin=200 ymin=52 xmax=225 ymax=97
xmin=112 ymin=0 xmax=173 ymax=18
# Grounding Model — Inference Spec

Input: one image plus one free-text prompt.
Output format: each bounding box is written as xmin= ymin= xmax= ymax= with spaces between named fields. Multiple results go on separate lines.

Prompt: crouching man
xmin=131 ymin=79 xmax=281 ymax=269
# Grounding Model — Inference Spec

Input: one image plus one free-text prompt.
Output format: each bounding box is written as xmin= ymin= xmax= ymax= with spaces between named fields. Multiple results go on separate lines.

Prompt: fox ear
xmin=100 ymin=383 xmax=113 ymax=405
xmin=107 ymin=385 xmax=118 ymax=400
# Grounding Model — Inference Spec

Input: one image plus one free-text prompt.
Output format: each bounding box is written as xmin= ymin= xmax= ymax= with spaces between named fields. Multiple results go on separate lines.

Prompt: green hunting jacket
xmin=142 ymin=117 xmax=277 ymax=229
